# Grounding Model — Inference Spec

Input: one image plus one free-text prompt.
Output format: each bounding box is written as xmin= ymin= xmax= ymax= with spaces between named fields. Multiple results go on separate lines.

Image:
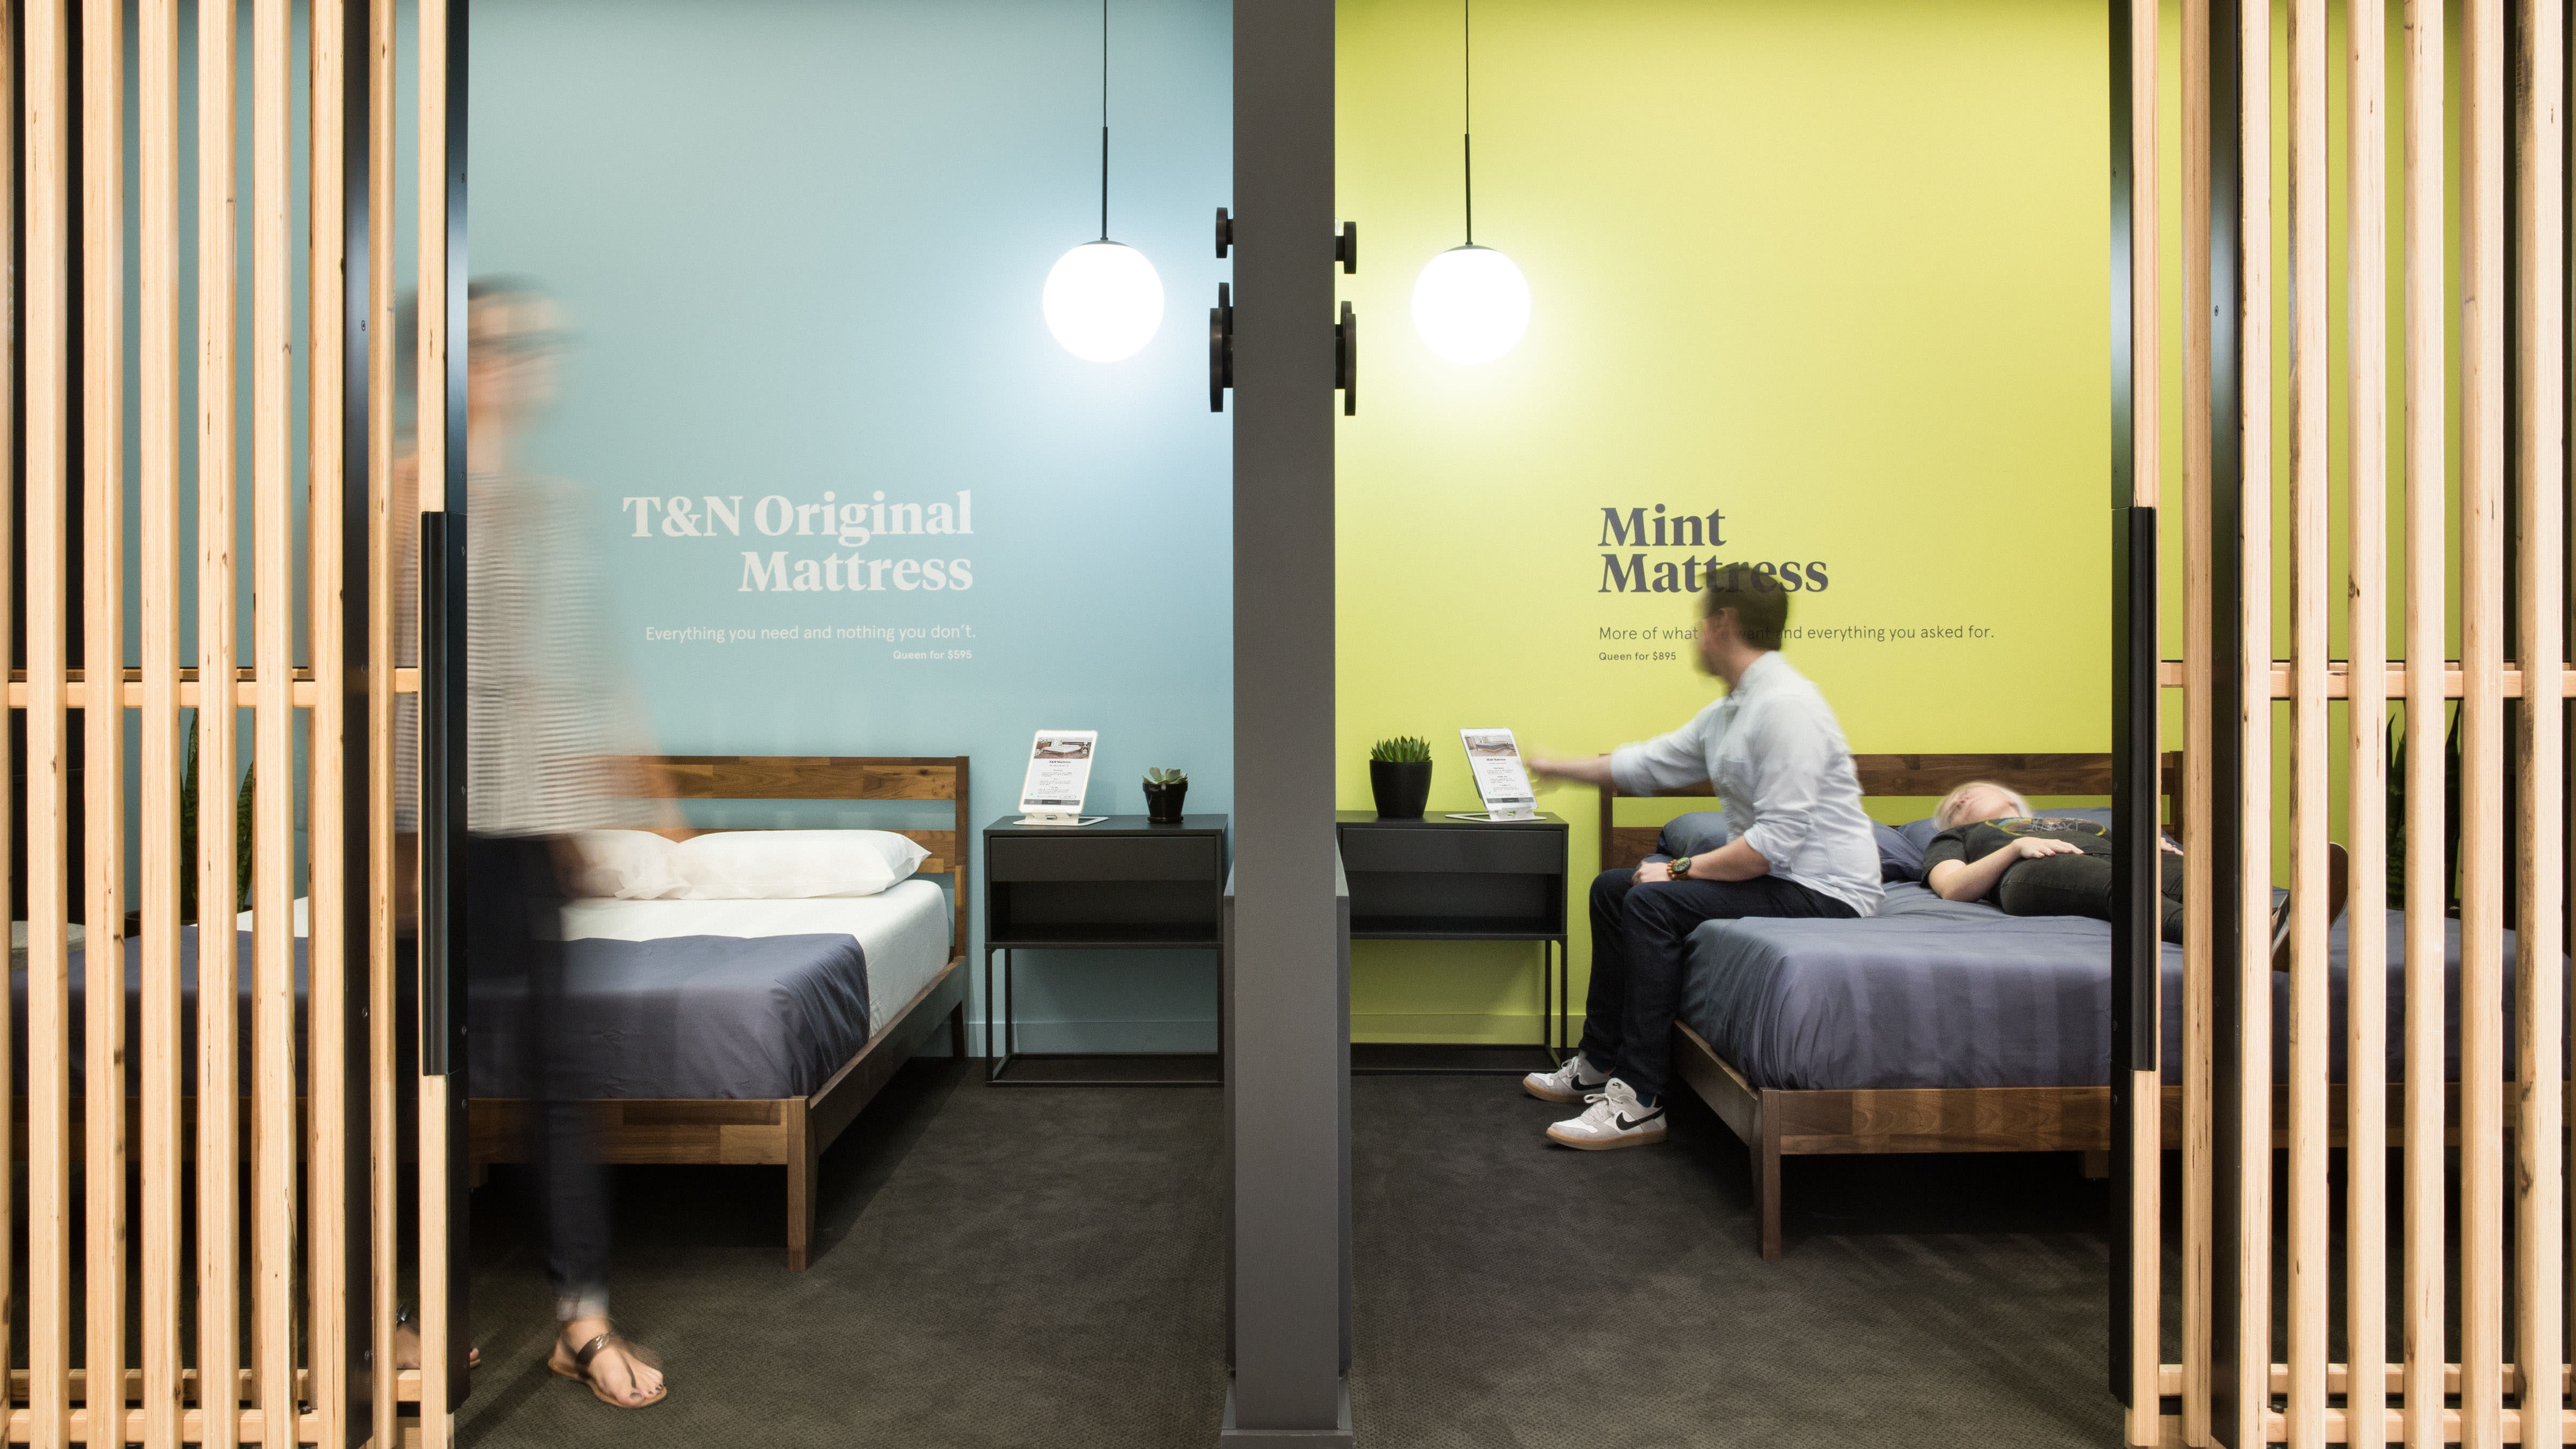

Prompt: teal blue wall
xmin=472 ymin=0 xmax=1235 ymax=1051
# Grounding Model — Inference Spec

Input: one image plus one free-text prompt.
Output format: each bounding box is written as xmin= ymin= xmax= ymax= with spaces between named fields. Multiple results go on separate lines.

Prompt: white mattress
xmin=558 ymin=878 xmax=955 ymax=1038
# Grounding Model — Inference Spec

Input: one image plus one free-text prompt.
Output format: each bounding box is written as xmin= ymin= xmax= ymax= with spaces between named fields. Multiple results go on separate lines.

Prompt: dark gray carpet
xmin=458 ymin=1062 xmax=1229 ymax=1447
xmin=1354 ymin=1077 xmax=2120 ymax=1449
xmin=459 ymin=1065 xmax=2121 ymax=1447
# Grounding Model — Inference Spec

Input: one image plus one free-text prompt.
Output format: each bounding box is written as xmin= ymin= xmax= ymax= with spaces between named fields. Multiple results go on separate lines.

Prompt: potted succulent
xmin=1143 ymin=766 xmax=1189 ymax=824
xmin=1368 ymin=736 xmax=1433 ymax=819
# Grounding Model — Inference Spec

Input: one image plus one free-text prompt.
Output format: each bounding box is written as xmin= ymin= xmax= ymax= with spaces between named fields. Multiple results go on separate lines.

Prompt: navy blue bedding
xmin=1678 ymin=882 xmax=2543 ymax=1091
xmin=472 ymin=934 xmax=872 ymax=1099
xmin=24 ymin=927 xmax=871 ymax=1101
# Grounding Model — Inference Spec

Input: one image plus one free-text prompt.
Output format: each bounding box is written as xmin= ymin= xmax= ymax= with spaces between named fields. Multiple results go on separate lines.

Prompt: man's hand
xmin=1526 ymin=752 xmax=1612 ymax=787
xmin=1631 ymin=860 xmax=1675 ymax=884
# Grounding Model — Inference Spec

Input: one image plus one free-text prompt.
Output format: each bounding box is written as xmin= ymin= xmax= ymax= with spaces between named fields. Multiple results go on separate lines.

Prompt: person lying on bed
xmin=1923 ymin=780 xmax=2345 ymax=965
xmin=1921 ymin=782 xmax=2183 ymax=939
xmin=1523 ymin=570 xmax=1883 ymax=1151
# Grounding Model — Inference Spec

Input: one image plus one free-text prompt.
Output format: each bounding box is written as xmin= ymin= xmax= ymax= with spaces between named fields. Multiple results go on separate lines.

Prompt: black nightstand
xmin=983 ymin=814 xmax=1228 ymax=1086
xmin=1335 ymin=811 xmax=1570 ymax=1075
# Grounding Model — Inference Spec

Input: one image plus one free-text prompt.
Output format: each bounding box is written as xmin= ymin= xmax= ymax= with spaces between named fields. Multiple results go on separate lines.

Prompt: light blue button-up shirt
xmin=1608 ymin=651 xmax=1884 ymax=917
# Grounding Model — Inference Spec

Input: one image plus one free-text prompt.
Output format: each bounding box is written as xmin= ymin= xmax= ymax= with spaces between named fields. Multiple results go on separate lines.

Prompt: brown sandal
xmin=546 ymin=1330 xmax=667 ymax=1409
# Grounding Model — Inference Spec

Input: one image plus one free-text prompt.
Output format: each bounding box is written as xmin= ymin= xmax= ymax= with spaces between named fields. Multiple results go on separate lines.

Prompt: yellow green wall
xmin=1335 ymin=0 xmax=2113 ymax=1042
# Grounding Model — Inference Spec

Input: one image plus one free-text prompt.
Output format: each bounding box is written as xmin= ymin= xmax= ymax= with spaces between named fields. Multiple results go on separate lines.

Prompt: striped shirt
xmin=464 ymin=471 xmax=633 ymax=837
xmin=393 ymin=466 xmax=633 ymax=839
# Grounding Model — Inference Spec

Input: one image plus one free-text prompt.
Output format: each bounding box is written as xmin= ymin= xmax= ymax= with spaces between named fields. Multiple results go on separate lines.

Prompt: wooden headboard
xmin=1595 ymin=751 xmax=2182 ymax=873
xmin=624 ymin=754 xmax=971 ymax=960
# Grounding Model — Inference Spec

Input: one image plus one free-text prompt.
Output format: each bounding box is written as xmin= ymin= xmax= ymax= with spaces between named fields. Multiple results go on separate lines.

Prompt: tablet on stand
xmin=1016 ymin=729 xmax=1106 ymax=826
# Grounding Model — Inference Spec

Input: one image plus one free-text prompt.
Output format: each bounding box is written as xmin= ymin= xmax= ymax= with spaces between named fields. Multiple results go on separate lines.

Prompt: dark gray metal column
xmin=1223 ymin=0 xmax=1352 ymax=1443
xmin=332 ymin=0 xmax=375 ymax=1432
xmin=2206 ymin=0 xmax=2254 ymax=1439
xmin=2105 ymin=0 xmax=2161 ymax=1406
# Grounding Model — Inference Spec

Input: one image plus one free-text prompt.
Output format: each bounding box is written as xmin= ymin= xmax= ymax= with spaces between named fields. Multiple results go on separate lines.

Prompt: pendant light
xmin=1044 ymin=0 xmax=1165 ymax=363
xmin=1411 ymin=0 xmax=1529 ymax=365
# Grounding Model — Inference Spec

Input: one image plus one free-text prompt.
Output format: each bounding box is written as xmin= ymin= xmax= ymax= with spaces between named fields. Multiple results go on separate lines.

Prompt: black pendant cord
xmin=1098 ymin=0 xmax=1110 ymax=241
xmin=1461 ymin=0 xmax=1474 ymax=245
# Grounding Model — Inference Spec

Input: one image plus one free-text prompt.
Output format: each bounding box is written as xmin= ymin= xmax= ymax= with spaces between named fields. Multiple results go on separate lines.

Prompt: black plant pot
xmin=1369 ymin=759 xmax=1432 ymax=820
xmin=1143 ymin=780 xmax=1189 ymax=824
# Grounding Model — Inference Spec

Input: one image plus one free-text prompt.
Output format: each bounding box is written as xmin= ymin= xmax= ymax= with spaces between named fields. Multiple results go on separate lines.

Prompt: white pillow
xmin=566 ymin=830 xmax=682 ymax=901
xmin=665 ymin=829 xmax=929 ymax=901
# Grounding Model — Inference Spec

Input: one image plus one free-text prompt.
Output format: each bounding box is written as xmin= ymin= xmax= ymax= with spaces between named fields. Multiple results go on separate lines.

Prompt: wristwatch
xmin=1668 ymin=853 xmax=1692 ymax=880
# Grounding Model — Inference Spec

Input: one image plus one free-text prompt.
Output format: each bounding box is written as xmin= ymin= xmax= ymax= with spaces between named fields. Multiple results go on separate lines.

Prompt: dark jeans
xmin=1582 ymin=868 xmax=1857 ymax=1104
xmin=1993 ymin=851 xmax=2187 ymax=944
xmin=467 ymin=832 xmax=611 ymax=1317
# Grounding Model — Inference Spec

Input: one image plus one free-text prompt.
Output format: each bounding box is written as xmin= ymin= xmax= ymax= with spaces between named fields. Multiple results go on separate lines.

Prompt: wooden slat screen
xmin=4 ymin=0 xmax=448 ymax=1441
xmin=2140 ymin=0 xmax=2566 ymax=1444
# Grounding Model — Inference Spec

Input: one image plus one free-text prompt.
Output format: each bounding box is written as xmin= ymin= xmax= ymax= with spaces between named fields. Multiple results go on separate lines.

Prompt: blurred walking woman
xmin=399 ymin=278 xmax=670 ymax=1409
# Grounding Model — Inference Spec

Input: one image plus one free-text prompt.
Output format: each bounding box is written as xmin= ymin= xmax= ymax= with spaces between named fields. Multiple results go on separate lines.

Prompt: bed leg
xmin=785 ymin=1097 xmax=814 ymax=1272
xmin=948 ymin=1001 xmax=968 ymax=1061
xmin=1758 ymin=1091 xmax=1783 ymax=1262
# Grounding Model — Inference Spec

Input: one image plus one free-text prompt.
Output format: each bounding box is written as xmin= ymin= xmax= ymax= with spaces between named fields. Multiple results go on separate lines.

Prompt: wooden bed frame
xmin=467 ymin=754 xmax=971 ymax=1271
xmin=1599 ymin=751 xmax=2182 ymax=1261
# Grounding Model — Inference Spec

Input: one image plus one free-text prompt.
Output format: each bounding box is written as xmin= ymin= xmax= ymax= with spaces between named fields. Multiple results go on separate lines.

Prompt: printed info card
xmin=1458 ymin=728 xmax=1538 ymax=819
xmin=1018 ymin=729 xmax=1099 ymax=821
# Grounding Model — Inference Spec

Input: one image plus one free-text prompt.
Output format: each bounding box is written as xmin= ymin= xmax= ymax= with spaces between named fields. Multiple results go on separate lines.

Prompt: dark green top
xmin=1921 ymin=816 xmax=2111 ymax=871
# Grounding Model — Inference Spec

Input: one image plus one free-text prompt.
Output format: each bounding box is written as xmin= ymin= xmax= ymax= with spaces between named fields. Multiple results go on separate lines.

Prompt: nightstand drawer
xmin=1337 ymin=826 xmax=1563 ymax=876
xmin=988 ymin=833 xmax=1220 ymax=883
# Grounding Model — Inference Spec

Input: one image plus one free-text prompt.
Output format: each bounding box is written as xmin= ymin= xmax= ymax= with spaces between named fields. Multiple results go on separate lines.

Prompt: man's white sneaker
xmin=1546 ymin=1078 xmax=1667 ymax=1150
xmin=1523 ymin=1052 xmax=1609 ymax=1104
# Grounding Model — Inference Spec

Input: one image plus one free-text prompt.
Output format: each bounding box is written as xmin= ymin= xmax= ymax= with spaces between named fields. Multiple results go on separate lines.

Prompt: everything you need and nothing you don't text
xmin=618 ymin=489 xmax=976 ymax=594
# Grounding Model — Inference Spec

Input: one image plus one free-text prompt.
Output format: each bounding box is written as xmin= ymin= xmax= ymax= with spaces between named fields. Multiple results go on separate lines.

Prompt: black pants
xmin=1992 ymin=851 xmax=2187 ymax=944
xmin=467 ymin=832 xmax=611 ymax=1318
xmin=1582 ymin=869 xmax=1857 ymax=1104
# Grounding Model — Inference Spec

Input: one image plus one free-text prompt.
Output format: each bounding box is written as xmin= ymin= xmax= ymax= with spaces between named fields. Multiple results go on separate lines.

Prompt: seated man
xmin=1525 ymin=572 xmax=1882 ymax=1150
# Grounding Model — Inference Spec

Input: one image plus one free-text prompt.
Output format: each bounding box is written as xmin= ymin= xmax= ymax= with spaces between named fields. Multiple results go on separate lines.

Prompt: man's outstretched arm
xmin=1526 ymin=752 xmax=1614 ymax=786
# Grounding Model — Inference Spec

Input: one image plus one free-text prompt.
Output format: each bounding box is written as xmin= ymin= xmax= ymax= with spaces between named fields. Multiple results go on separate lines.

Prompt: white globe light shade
xmin=1410 ymin=244 xmax=1531 ymax=364
xmin=1043 ymin=240 xmax=1165 ymax=362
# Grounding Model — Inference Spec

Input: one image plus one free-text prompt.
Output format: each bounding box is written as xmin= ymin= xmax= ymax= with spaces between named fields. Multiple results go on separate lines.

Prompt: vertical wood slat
xmin=418 ymin=0 xmax=456 ymax=1432
xmin=367 ymin=1 xmax=401 ymax=1445
xmin=21 ymin=1 xmax=69 ymax=1443
xmin=2283 ymin=1 xmax=2330 ymax=1444
xmin=2508 ymin=0 xmax=2566 ymax=1442
xmin=2179 ymin=1 xmax=2216 ymax=1441
xmin=2341 ymin=0 xmax=2392 ymax=1437
xmin=307 ymin=1 xmax=351 ymax=1440
xmin=2456 ymin=1 xmax=2507 ymax=1444
xmin=2399 ymin=0 xmax=2449 ymax=1443
xmin=0 ymin=0 xmax=19 ymax=1427
xmin=251 ymin=0 xmax=299 ymax=1440
xmin=2227 ymin=0 xmax=2274 ymax=1440
xmin=195 ymin=0 xmax=244 ymax=1439
xmin=78 ymin=0 xmax=128 ymax=1431
xmin=135 ymin=0 xmax=184 ymax=1442
xmin=2124 ymin=0 xmax=2162 ymax=1437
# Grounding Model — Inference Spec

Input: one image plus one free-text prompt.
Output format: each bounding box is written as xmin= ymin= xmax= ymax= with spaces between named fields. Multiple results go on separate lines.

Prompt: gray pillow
xmin=1874 ymin=822 xmax=1926 ymax=882
xmin=1655 ymin=811 xmax=1732 ymax=858
xmin=1660 ymin=811 xmax=1924 ymax=883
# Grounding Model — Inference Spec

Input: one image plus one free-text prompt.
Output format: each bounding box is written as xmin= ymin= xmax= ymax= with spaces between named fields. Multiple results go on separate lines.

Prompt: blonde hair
xmin=1933 ymin=780 xmax=2030 ymax=830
